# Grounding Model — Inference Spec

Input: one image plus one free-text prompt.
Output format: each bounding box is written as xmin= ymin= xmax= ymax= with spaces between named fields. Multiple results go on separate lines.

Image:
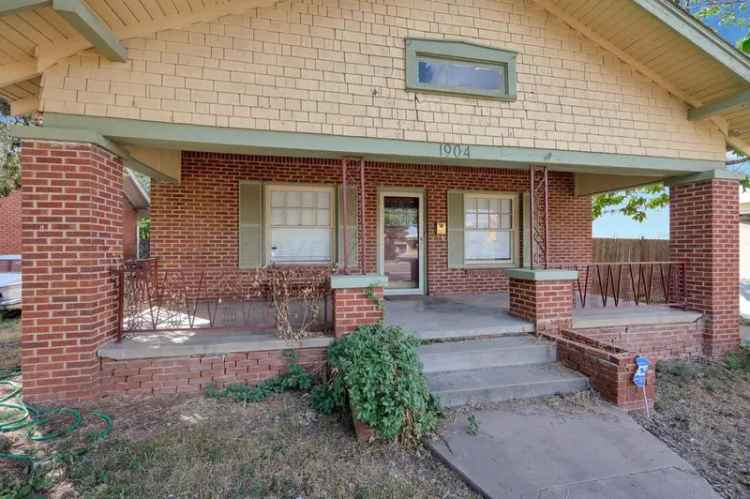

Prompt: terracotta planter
xmin=353 ymin=417 xmax=376 ymax=442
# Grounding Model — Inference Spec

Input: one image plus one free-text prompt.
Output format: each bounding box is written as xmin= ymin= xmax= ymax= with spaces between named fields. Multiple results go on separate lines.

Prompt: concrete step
xmin=426 ymin=363 xmax=590 ymax=409
xmin=411 ymin=321 xmax=535 ymax=342
xmin=418 ymin=335 xmax=557 ymax=374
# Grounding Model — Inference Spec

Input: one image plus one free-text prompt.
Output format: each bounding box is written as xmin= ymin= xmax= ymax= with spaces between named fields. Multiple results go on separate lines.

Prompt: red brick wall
xmin=151 ymin=152 xmax=592 ymax=295
xmin=0 ymin=190 xmax=22 ymax=255
xmin=20 ymin=141 xmax=123 ymax=402
xmin=99 ymin=347 xmax=326 ymax=396
xmin=670 ymin=178 xmax=740 ymax=358
xmin=508 ymin=278 xmax=574 ymax=333
xmin=122 ymin=195 xmax=138 ymax=259
xmin=572 ymin=322 xmax=704 ymax=362
xmin=332 ymin=287 xmax=384 ymax=337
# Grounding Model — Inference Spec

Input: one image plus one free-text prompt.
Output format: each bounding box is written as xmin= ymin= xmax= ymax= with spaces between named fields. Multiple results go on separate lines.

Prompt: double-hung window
xmin=464 ymin=194 xmax=515 ymax=264
xmin=405 ymin=39 xmax=517 ymax=101
xmin=267 ymin=185 xmax=334 ymax=264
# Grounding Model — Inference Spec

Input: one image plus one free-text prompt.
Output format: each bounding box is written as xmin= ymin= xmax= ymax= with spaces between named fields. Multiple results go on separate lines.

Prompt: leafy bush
xmin=311 ymin=324 xmax=439 ymax=445
xmin=725 ymin=346 xmax=750 ymax=373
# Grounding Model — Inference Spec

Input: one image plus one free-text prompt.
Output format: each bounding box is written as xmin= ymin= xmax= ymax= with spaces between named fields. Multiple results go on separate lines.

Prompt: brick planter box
xmin=547 ymin=329 xmax=656 ymax=414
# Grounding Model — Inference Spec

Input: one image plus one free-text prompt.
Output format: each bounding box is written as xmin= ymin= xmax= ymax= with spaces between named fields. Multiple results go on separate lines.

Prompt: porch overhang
xmin=12 ymin=113 xmax=724 ymax=182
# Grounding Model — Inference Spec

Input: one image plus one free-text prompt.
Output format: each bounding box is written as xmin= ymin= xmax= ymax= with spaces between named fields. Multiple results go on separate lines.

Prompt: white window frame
xmin=264 ymin=183 xmax=335 ymax=265
xmin=463 ymin=192 xmax=520 ymax=268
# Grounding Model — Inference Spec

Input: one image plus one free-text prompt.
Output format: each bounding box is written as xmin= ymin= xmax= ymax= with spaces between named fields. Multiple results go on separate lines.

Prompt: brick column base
xmin=331 ymin=275 xmax=388 ymax=337
xmin=20 ymin=140 xmax=123 ymax=402
xmin=670 ymin=173 xmax=740 ymax=359
xmin=505 ymin=269 xmax=578 ymax=335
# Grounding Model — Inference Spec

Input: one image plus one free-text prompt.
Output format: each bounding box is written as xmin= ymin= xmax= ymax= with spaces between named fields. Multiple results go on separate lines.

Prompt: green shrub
xmin=206 ymin=351 xmax=315 ymax=403
xmin=311 ymin=324 xmax=439 ymax=445
xmin=725 ymin=346 xmax=750 ymax=373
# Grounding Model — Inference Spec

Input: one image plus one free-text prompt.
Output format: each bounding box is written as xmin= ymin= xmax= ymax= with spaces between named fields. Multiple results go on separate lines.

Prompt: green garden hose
xmin=0 ymin=367 xmax=113 ymax=478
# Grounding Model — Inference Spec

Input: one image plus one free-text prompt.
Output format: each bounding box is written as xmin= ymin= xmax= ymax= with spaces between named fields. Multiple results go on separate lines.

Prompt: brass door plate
xmin=436 ymin=222 xmax=446 ymax=236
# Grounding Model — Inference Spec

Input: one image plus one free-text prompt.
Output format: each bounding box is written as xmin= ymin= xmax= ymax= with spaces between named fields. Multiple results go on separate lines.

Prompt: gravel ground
xmin=634 ymin=356 xmax=750 ymax=499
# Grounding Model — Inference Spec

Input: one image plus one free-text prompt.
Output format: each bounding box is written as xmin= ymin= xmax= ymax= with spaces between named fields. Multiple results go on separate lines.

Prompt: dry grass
xmin=0 ymin=312 xmax=20 ymax=371
xmin=3 ymin=391 xmax=479 ymax=499
xmin=635 ymin=353 xmax=750 ymax=499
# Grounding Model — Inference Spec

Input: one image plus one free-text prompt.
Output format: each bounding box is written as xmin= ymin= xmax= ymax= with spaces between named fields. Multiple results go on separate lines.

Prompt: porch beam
xmin=0 ymin=0 xmax=49 ymax=15
xmin=51 ymin=0 xmax=127 ymax=62
xmin=0 ymin=62 xmax=39 ymax=88
xmin=8 ymin=124 xmax=180 ymax=182
xmin=124 ymin=146 xmax=181 ymax=183
xmin=574 ymin=173 xmax=663 ymax=196
xmin=40 ymin=113 xmax=726 ymax=177
xmin=688 ymin=89 xmax=750 ymax=121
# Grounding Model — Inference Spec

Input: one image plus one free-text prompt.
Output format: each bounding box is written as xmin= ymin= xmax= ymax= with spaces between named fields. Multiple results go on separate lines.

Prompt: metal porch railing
xmin=113 ymin=259 xmax=332 ymax=341
xmin=560 ymin=261 xmax=687 ymax=309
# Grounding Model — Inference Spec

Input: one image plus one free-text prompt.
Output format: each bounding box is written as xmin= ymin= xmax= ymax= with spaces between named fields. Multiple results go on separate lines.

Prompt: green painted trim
xmin=330 ymin=274 xmax=388 ymax=289
xmin=664 ymin=168 xmax=745 ymax=187
xmin=504 ymin=268 xmax=578 ymax=281
xmin=0 ymin=0 xmax=50 ymax=15
xmin=10 ymin=124 xmax=179 ymax=182
xmin=632 ymin=0 xmax=750 ymax=82
xmin=41 ymin=113 xmax=726 ymax=176
xmin=9 ymin=124 xmax=128 ymax=157
xmin=405 ymin=38 xmax=517 ymax=101
xmin=52 ymin=0 xmax=127 ymax=62
xmin=688 ymin=88 xmax=750 ymax=121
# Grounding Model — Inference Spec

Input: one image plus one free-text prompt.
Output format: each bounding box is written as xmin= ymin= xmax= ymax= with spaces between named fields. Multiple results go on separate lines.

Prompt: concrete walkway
xmin=428 ymin=403 xmax=720 ymax=499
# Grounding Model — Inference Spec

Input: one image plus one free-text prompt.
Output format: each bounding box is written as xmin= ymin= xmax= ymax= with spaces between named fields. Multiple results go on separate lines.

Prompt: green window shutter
xmin=447 ymin=191 xmax=464 ymax=269
xmin=239 ymin=181 xmax=263 ymax=268
xmin=522 ymin=192 xmax=531 ymax=268
xmin=336 ymin=184 xmax=358 ymax=269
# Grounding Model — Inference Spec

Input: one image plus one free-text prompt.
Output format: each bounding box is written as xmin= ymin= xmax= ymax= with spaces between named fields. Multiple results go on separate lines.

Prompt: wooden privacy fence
xmin=593 ymin=238 xmax=670 ymax=263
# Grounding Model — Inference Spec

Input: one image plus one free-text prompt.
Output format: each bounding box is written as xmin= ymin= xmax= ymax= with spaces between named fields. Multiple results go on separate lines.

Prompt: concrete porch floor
xmin=384 ymin=293 xmax=702 ymax=339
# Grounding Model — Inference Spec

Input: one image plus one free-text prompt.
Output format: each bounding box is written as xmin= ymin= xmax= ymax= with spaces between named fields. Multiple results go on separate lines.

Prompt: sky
xmin=593 ymin=4 xmax=748 ymax=239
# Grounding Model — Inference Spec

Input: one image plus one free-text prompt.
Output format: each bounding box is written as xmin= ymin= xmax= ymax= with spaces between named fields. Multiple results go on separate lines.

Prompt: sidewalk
xmin=428 ymin=400 xmax=720 ymax=499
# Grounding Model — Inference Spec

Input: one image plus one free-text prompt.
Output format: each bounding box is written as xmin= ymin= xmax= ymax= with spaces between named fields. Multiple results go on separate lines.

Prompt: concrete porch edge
xmin=504 ymin=268 xmax=579 ymax=281
xmin=98 ymin=332 xmax=334 ymax=360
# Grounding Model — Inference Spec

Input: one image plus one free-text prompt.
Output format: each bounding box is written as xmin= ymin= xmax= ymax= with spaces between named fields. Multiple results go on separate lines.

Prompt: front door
xmin=378 ymin=191 xmax=425 ymax=295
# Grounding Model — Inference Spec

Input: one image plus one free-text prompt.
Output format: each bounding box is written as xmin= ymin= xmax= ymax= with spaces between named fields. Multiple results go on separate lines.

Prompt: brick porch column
xmin=21 ymin=140 xmax=123 ymax=402
xmin=330 ymin=274 xmax=388 ymax=337
xmin=504 ymin=268 xmax=579 ymax=335
xmin=669 ymin=171 xmax=741 ymax=359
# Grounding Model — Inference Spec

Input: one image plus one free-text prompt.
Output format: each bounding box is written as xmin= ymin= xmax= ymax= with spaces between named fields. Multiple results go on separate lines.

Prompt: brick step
xmin=425 ymin=363 xmax=590 ymax=409
xmin=418 ymin=335 xmax=557 ymax=373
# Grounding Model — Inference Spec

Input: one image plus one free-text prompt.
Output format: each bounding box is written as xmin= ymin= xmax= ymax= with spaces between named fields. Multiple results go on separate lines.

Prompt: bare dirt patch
xmin=2 ymin=390 xmax=480 ymax=498
xmin=634 ymin=352 xmax=750 ymax=499
xmin=0 ymin=312 xmax=20 ymax=371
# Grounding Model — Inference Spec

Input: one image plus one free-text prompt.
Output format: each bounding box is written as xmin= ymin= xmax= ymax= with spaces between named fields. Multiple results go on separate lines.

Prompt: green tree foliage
xmin=592 ymin=184 xmax=671 ymax=222
xmin=0 ymin=101 xmax=21 ymax=198
xmin=674 ymin=0 xmax=750 ymax=51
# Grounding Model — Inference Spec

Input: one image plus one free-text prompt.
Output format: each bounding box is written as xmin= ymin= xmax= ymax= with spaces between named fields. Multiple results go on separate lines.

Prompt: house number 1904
xmin=439 ymin=143 xmax=471 ymax=159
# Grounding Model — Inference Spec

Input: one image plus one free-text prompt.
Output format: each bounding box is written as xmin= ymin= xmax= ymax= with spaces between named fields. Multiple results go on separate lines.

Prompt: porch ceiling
xmin=533 ymin=0 xmax=750 ymax=155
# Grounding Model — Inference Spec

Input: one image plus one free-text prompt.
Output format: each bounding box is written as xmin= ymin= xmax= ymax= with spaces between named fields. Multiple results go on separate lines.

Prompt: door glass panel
xmin=383 ymin=196 xmax=420 ymax=290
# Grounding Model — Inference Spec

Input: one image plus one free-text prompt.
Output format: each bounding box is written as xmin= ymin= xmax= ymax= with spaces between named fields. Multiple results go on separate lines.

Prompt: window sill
xmin=462 ymin=262 xmax=516 ymax=270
